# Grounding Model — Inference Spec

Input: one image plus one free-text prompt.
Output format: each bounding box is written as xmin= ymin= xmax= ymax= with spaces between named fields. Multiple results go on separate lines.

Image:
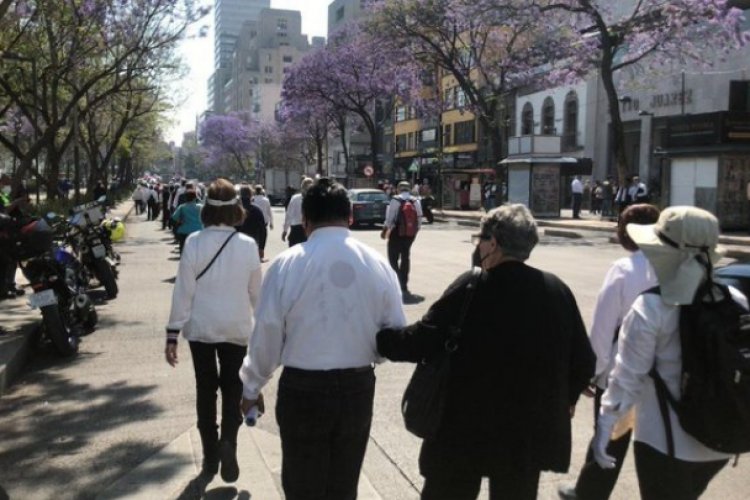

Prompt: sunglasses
xmin=471 ymin=233 xmax=492 ymax=245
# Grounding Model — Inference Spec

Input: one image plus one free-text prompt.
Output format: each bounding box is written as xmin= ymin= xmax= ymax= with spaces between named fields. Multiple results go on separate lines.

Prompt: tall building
xmin=327 ymin=0 xmax=367 ymax=36
xmin=209 ymin=0 xmax=270 ymax=114
xmin=224 ymin=8 xmax=312 ymax=122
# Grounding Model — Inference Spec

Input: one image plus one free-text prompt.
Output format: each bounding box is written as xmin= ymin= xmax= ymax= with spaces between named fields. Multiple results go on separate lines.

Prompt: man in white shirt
xmin=282 ymin=177 xmax=313 ymax=247
xmin=592 ymin=206 xmax=746 ymax=500
xmin=627 ymin=176 xmax=648 ymax=204
xmin=240 ymin=178 xmax=406 ymax=500
xmin=252 ymin=185 xmax=274 ymax=231
xmin=571 ymin=176 xmax=584 ymax=219
xmin=381 ymin=181 xmax=423 ymax=299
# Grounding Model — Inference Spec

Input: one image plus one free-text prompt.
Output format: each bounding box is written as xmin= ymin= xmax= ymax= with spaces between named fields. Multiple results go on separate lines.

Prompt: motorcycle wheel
xmin=40 ymin=304 xmax=80 ymax=357
xmin=82 ymin=306 xmax=98 ymax=332
xmin=94 ymin=259 xmax=118 ymax=299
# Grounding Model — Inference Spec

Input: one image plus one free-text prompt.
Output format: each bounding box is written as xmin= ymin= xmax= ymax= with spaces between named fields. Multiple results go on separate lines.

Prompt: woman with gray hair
xmin=377 ymin=204 xmax=595 ymax=500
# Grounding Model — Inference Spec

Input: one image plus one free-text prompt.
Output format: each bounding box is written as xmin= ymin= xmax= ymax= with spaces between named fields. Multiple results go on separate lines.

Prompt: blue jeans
xmin=276 ymin=366 xmax=375 ymax=500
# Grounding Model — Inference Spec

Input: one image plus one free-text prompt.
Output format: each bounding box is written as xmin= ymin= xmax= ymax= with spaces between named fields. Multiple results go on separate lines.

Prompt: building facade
xmin=208 ymin=0 xmax=270 ymax=114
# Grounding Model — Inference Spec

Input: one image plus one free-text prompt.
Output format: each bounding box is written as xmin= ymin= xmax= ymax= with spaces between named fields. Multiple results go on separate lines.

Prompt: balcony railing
xmin=507 ymin=135 xmax=562 ymax=156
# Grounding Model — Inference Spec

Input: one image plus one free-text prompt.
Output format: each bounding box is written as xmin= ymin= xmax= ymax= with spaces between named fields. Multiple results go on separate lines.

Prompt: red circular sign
xmin=363 ymin=166 xmax=374 ymax=177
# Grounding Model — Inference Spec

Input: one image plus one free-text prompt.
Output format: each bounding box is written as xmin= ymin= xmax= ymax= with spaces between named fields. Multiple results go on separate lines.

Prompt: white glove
xmin=592 ymin=412 xmax=619 ymax=469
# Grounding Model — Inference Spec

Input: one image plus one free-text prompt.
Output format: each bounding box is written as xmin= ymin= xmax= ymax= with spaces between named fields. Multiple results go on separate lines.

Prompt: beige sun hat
xmin=626 ymin=206 xmax=723 ymax=305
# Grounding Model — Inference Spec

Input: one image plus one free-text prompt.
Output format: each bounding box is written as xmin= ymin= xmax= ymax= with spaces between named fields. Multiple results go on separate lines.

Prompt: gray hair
xmin=480 ymin=204 xmax=538 ymax=261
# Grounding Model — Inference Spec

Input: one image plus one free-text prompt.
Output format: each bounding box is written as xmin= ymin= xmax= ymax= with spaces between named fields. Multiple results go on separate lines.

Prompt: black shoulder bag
xmin=401 ymin=266 xmax=482 ymax=439
xmin=196 ymin=231 xmax=238 ymax=281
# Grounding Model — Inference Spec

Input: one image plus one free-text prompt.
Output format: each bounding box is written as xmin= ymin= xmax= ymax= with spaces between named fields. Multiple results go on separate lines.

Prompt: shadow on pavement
xmin=0 ymin=371 xmax=168 ymax=497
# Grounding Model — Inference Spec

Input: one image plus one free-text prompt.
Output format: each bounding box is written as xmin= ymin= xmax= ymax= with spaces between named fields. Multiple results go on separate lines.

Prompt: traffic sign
xmin=363 ymin=165 xmax=374 ymax=177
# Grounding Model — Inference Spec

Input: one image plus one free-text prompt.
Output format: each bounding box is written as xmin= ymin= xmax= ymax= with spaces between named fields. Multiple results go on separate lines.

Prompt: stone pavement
xmin=436 ymin=208 xmax=750 ymax=260
xmin=97 ymin=423 xmax=383 ymax=500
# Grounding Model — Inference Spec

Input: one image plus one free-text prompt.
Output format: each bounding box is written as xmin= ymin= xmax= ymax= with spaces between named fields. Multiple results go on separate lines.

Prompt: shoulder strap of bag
xmin=196 ymin=231 xmax=238 ymax=281
xmin=445 ymin=267 xmax=482 ymax=349
xmin=650 ymin=366 xmax=677 ymax=457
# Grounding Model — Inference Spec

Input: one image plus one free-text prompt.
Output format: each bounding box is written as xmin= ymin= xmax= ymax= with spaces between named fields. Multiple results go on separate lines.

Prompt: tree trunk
xmin=600 ymin=64 xmax=629 ymax=185
xmin=316 ymin=137 xmax=324 ymax=175
xmin=45 ymin=147 xmax=61 ymax=200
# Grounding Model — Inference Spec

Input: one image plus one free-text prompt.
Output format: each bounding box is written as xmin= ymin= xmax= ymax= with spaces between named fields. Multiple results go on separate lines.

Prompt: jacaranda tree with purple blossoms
xmin=199 ymin=113 xmax=256 ymax=179
xmin=368 ymin=0 xmax=584 ymax=165
xmin=278 ymin=99 xmax=330 ymax=175
xmin=282 ymin=24 xmax=421 ymax=175
xmin=534 ymin=0 xmax=748 ymax=184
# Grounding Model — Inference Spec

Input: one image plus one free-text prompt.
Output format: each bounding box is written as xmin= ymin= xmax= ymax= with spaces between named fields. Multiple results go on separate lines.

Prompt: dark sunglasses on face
xmin=471 ymin=233 xmax=492 ymax=245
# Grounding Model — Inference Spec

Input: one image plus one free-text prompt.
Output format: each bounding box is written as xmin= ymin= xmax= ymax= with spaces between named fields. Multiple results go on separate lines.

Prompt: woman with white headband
xmin=165 ymin=178 xmax=263 ymax=484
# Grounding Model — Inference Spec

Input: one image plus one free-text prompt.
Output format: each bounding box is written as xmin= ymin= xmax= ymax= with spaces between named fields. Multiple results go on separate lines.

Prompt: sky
xmin=167 ymin=0 xmax=330 ymax=144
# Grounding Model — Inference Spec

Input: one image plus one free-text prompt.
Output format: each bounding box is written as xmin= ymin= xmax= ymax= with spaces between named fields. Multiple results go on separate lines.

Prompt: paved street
xmin=1 ymin=206 xmax=749 ymax=499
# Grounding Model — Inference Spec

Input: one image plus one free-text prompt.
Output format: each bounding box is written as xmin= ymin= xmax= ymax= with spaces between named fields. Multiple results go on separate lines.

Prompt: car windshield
xmin=356 ymin=192 xmax=388 ymax=202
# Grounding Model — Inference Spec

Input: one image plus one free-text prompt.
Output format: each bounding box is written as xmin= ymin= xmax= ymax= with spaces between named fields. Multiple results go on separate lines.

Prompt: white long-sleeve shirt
xmin=240 ymin=226 xmax=406 ymax=399
xmin=602 ymin=288 xmax=747 ymax=462
xmin=591 ymin=251 xmax=657 ymax=388
xmin=252 ymin=195 xmax=273 ymax=229
xmin=283 ymin=193 xmax=303 ymax=232
xmin=167 ymin=226 xmax=263 ymax=346
xmin=384 ymin=192 xmax=423 ymax=231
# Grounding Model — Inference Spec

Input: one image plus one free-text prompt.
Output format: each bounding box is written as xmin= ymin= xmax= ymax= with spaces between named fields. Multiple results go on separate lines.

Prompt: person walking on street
xmin=382 ymin=181 xmax=423 ymax=300
xmin=377 ymin=204 xmax=595 ymax=500
xmin=282 ymin=177 xmax=313 ymax=247
xmin=558 ymin=204 xmax=660 ymax=500
xmin=252 ymin=185 xmax=274 ymax=232
xmin=171 ymin=190 xmax=203 ymax=254
xmin=165 ymin=178 xmax=262 ymax=483
xmin=146 ymin=184 xmax=158 ymax=221
xmin=571 ymin=176 xmax=584 ymax=219
xmin=162 ymin=183 xmax=173 ymax=230
xmin=591 ymin=206 xmax=747 ymax=500
xmin=240 ymin=178 xmax=406 ymax=500
xmin=132 ymin=183 xmax=146 ymax=215
xmin=236 ymin=185 xmax=267 ymax=260
xmin=92 ymin=181 xmax=107 ymax=201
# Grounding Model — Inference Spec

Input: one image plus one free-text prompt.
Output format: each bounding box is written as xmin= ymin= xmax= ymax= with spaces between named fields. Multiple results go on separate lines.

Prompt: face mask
xmin=471 ymin=245 xmax=494 ymax=268
xmin=1 ymin=186 xmax=10 ymax=195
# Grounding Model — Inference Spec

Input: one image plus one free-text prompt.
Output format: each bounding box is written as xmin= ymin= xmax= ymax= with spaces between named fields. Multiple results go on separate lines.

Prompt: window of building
xmin=443 ymin=124 xmax=453 ymax=146
xmin=542 ymin=97 xmax=555 ymax=135
xmin=396 ymin=106 xmax=406 ymax=122
xmin=444 ymin=87 xmax=454 ymax=109
xmin=563 ymin=91 xmax=578 ymax=148
xmin=277 ymin=19 xmax=288 ymax=30
xmin=264 ymin=78 xmax=273 ymax=83
xmin=521 ymin=102 xmax=534 ymax=136
xmin=283 ymin=55 xmax=293 ymax=63
xmin=729 ymin=81 xmax=750 ymax=112
xmin=264 ymin=66 xmax=273 ymax=74
xmin=396 ymin=134 xmax=407 ymax=152
xmin=454 ymin=120 xmax=476 ymax=144
xmin=336 ymin=6 xmax=345 ymax=21
xmin=407 ymin=132 xmax=415 ymax=150
xmin=422 ymin=128 xmax=437 ymax=143
xmin=283 ymin=67 xmax=290 ymax=74
xmin=457 ymin=89 xmax=466 ymax=108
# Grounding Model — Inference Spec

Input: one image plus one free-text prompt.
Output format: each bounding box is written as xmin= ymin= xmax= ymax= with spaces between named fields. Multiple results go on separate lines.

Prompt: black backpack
xmin=648 ymin=281 xmax=750 ymax=456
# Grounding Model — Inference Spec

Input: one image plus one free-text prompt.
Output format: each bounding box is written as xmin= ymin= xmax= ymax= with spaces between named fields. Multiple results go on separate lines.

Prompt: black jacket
xmin=377 ymin=261 xmax=595 ymax=475
xmin=235 ymin=197 xmax=267 ymax=248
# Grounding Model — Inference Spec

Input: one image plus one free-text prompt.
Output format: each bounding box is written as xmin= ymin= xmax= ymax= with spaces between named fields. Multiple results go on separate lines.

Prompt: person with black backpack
xmin=592 ymin=206 xmax=749 ymax=500
xmin=381 ymin=181 xmax=423 ymax=301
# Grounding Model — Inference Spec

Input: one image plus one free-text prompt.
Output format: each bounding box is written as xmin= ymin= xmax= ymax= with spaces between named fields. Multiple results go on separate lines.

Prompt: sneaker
xmin=219 ymin=440 xmax=239 ymax=483
xmin=557 ymin=485 xmax=578 ymax=499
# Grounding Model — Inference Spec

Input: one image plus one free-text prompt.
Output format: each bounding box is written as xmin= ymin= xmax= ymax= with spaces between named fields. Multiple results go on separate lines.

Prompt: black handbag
xmin=401 ymin=267 xmax=482 ymax=439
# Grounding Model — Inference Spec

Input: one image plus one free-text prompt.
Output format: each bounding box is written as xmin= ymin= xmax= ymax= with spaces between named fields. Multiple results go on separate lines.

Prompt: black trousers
xmin=162 ymin=206 xmax=171 ymax=229
xmin=147 ymin=200 xmax=156 ymax=220
xmin=421 ymin=462 xmax=539 ymax=500
xmin=188 ymin=341 xmax=246 ymax=450
xmin=387 ymin=234 xmax=415 ymax=292
xmin=574 ymin=387 xmax=631 ymax=499
xmin=288 ymin=224 xmax=307 ymax=247
xmin=633 ymin=441 xmax=727 ymax=500
xmin=572 ymin=193 xmax=583 ymax=218
xmin=276 ymin=366 xmax=375 ymax=500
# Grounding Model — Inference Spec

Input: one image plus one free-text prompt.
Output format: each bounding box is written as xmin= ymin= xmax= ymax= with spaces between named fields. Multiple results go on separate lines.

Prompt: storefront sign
xmin=650 ymin=90 xmax=693 ymax=109
xmin=666 ymin=112 xmax=750 ymax=147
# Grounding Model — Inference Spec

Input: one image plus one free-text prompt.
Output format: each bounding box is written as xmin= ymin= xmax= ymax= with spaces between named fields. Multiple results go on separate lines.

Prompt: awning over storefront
xmin=499 ymin=157 xmax=578 ymax=164
xmin=499 ymin=157 xmax=593 ymax=175
xmin=442 ymin=168 xmax=496 ymax=175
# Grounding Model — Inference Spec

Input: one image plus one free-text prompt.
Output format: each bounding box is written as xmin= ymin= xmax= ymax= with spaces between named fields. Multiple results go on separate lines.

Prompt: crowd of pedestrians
xmin=154 ymin=172 xmax=745 ymax=500
xmin=572 ymin=175 xmax=650 ymax=219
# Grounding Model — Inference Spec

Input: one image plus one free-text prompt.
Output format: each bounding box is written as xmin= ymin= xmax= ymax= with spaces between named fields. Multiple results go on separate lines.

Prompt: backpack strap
xmin=649 ymin=367 xmax=677 ymax=457
xmin=196 ymin=231 xmax=238 ymax=281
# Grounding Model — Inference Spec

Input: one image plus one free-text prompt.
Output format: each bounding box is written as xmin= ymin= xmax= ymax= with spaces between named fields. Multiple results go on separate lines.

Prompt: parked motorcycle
xmin=67 ymin=197 xmax=119 ymax=299
xmin=0 ymin=214 xmax=95 ymax=356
